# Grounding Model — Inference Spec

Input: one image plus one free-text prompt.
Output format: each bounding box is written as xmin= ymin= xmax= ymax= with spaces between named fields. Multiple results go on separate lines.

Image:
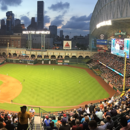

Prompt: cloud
xmin=20 ymin=15 xmax=31 ymax=27
xmin=62 ymin=21 xmax=90 ymax=30
xmin=51 ymin=15 xmax=64 ymax=27
xmin=1 ymin=4 xmax=7 ymax=11
xmin=0 ymin=0 xmax=22 ymax=11
xmin=48 ymin=2 xmax=70 ymax=11
xmin=62 ymin=13 xmax=92 ymax=30
xmin=44 ymin=15 xmax=50 ymax=24
xmin=70 ymin=13 xmax=92 ymax=22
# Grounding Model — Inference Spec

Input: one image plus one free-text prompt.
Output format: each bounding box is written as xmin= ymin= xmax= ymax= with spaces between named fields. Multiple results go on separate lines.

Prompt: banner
xmin=58 ymin=63 xmax=62 ymax=65
xmin=64 ymin=60 xmax=70 ymax=63
xmin=63 ymin=41 xmax=72 ymax=49
xmin=58 ymin=60 xmax=63 ymax=63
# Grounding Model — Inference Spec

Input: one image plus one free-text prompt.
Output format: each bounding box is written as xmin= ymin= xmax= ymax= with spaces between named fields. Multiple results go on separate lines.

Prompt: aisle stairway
xmin=30 ymin=116 xmax=43 ymax=130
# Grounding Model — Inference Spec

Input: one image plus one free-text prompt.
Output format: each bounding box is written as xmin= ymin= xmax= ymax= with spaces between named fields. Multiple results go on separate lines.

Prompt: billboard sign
xmin=97 ymin=39 xmax=107 ymax=45
xmin=63 ymin=41 xmax=72 ymax=49
xmin=111 ymin=38 xmax=130 ymax=58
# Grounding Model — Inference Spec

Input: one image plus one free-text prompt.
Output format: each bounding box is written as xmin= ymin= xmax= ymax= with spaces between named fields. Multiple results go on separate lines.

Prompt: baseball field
xmin=0 ymin=64 xmax=115 ymax=112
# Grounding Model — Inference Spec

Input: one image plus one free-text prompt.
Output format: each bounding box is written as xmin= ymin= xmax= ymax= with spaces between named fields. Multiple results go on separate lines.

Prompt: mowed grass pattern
xmin=0 ymin=64 xmax=109 ymax=108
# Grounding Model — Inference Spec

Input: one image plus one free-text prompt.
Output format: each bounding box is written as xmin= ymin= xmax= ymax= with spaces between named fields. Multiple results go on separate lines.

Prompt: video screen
xmin=111 ymin=38 xmax=130 ymax=58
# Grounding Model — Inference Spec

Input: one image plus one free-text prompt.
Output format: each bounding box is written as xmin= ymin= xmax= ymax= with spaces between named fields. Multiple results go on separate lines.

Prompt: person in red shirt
xmin=72 ymin=120 xmax=83 ymax=130
xmin=100 ymin=101 xmax=104 ymax=110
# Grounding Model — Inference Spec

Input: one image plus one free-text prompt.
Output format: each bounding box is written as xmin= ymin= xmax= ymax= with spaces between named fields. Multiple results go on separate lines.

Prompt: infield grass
xmin=0 ymin=64 xmax=109 ymax=112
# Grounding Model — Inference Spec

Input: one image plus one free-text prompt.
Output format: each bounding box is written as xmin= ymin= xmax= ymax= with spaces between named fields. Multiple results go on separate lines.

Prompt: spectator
xmin=47 ymin=122 xmax=57 ymax=130
xmin=72 ymin=120 xmax=83 ymax=130
xmin=56 ymin=117 xmax=61 ymax=129
xmin=44 ymin=116 xmax=51 ymax=127
xmin=17 ymin=106 xmax=31 ymax=130
xmin=0 ymin=122 xmax=3 ymax=129
xmin=52 ymin=116 xmax=57 ymax=127
xmin=99 ymin=115 xmax=114 ymax=130
xmin=89 ymin=103 xmax=95 ymax=114
xmin=29 ymin=107 xmax=35 ymax=115
xmin=83 ymin=117 xmax=89 ymax=130
xmin=85 ymin=105 xmax=90 ymax=115
xmin=59 ymin=119 xmax=70 ymax=130
xmin=5 ymin=120 xmax=15 ymax=130
xmin=88 ymin=120 xmax=104 ymax=130
xmin=63 ymin=114 xmax=68 ymax=122
xmin=120 ymin=116 xmax=130 ymax=130
xmin=95 ymin=108 xmax=103 ymax=120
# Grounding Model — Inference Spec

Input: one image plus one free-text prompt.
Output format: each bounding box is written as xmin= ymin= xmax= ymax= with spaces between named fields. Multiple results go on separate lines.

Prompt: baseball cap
xmin=63 ymin=114 xmax=66 ymax=117
xmin=45 ymin=115 xmax=49 ymax=119
xmin=61 ymin=118 xmax=66 ymax=123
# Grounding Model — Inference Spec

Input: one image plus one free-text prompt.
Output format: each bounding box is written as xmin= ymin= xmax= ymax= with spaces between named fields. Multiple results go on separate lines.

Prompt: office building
xmin=6 ymin=11 xmax=14 ymax=32
xmin=27 ymin=17 xmax=37 ymax=30
xmin=60 ymin=30 xmax=63 ymax=38
xmin=15 ymin=19 xmax=21 ymax=26
xmin=37 ymin=1 xmax=44 ymax=30
xmin=1 ymin=19 xmax=5 ymax=27
xmin=49 ymin=25 xmax=57 ymax=38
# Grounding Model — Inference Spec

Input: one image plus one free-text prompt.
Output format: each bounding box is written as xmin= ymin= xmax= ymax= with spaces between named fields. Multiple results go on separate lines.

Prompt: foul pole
xmin=122 ymin=52 xmax=127 ymax=96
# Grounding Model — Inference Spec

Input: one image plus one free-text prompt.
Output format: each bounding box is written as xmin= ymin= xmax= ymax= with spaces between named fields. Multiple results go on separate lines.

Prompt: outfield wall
xmin=0 ymin=48 xmax=97 ymax=58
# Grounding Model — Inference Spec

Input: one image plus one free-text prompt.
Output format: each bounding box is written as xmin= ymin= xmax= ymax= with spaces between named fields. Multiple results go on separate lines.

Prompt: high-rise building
xmin=60 ymin=30 xmax=63 ymax=38
xmin=37 ymin=1 xmax=44 ymax=30
xmin=15 ymin=19 xmax=21 ymax=26
xmin=1 ymin=19 xmax=6 ymax=31
xmin=1 ymin=19 xmax=5 ymax=26
xmin=27 ymin=17 xmax=37 ymax=30
xmin=6 ymin=11 xmax=14 ymax=32
xmin=31 ymin=17 xmax=35 ymax=25
xmin=49 ymin=25 xmax=57 ymax=38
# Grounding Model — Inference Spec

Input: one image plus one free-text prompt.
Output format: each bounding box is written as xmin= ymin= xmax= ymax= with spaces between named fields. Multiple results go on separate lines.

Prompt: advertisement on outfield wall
xmin=111 ymin=38 xmax=130 ymax=58
xmin=63 ymin=41 xmax=72 ymax=49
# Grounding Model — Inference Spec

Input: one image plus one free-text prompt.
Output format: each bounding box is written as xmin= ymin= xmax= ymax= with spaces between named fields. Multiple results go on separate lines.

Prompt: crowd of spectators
xmin=91 ymin=53 xmax=130 ymax=76
xmin=88 ymin=52 xmax=130 ymax=89
xmin=0 ymin=107 xmax=35 ymax=130
xmin=41 ymin=90 xmax=130 ymax=130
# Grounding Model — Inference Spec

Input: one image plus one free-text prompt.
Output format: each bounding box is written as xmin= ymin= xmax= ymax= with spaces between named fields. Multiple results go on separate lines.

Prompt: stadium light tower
xmin=122 ymin=52 xmax=127 ymax=96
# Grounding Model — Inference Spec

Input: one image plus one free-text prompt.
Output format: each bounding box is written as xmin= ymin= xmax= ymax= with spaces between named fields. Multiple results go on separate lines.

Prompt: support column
xmin=49 ymin=55 xmax=51 ymax=59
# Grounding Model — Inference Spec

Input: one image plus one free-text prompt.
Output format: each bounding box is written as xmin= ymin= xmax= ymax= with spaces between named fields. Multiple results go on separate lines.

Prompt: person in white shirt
xmin=29 ymin=107 xmax=35 ymax=115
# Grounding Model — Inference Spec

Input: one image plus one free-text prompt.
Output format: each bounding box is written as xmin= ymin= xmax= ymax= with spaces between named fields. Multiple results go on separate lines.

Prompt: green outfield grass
xmin=0 ymin=64 xmax=109 ymax=112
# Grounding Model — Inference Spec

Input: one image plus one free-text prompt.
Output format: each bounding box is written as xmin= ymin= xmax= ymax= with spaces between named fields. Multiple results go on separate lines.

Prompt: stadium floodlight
xmin=22 ymin=31 xmax=50 ymax=34
xmin=96 ymin=20 xmax=112 ymax=29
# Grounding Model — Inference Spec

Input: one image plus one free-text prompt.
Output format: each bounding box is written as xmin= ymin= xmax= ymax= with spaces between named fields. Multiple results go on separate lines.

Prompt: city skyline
xmin=0 ymin=0 xmax=97 ymax=37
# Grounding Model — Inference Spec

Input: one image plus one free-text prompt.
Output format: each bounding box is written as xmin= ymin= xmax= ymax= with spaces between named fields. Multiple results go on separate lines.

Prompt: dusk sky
xmin=0 ymin=0 xmax=98 ymax=37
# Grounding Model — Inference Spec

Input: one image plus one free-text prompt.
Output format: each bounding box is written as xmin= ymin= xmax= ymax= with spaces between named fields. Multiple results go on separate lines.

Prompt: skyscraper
xmin=37 ymin=1 xmax=44 ymax=30
xmin=60 ymin=30 xmax=63 ymax=38
xmin=1 ymin=19 xmax=6 ymax=30
xmin=49 ymin=25 xmax=57 ymax=38
xmin=6 ymin=11 xmax=14 ymax=32
xmin=1 ymin=19 xmax=5 ymax=26
xmin=15 ymin=19 xmax=21 ymax=26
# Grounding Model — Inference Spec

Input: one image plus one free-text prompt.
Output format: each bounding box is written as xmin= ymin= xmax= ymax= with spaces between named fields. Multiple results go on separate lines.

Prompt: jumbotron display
xmin=111 ymin=38 xmax=130 ymax=58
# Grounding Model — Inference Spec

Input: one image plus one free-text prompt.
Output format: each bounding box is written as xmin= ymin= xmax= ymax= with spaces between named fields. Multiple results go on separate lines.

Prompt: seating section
xmin=88 ymin=52 xmax=130 ymax=89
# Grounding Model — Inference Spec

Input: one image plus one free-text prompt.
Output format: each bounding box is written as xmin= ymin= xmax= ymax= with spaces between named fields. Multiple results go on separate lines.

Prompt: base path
xmin=0 ymin=74 xmax=22 ymax=103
